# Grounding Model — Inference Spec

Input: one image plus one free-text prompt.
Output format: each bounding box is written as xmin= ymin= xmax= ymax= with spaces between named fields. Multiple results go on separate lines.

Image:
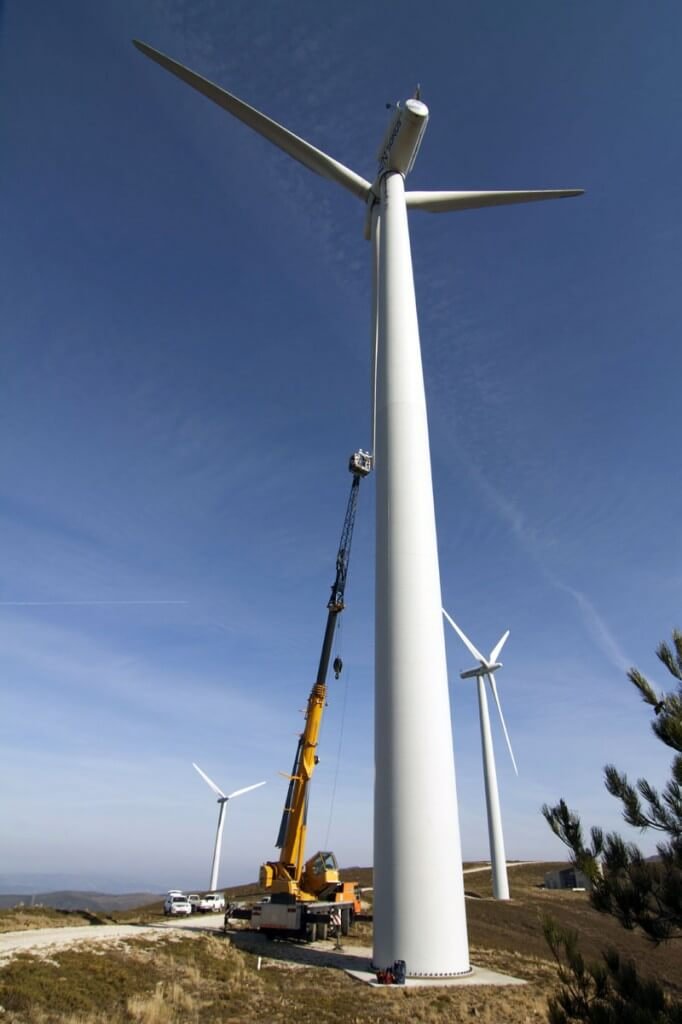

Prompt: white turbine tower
xmin=192 ymin=762 xmax=266 ymax=893
xmin=443 ymin=610 xmax=517 ymax=901
xmin=134 ymin=40 xmax=582 ymax=975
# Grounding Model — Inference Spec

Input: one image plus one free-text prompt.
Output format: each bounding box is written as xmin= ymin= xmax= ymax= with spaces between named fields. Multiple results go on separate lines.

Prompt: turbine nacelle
xmin=376 ymin=98 xmax=429 ymax=178
xmin=460 ymin=662 xmax=502 ymax=679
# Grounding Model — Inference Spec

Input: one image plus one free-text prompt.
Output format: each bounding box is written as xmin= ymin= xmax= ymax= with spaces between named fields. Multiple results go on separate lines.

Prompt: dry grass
xmin=464 ymin=861 xmax=681 ymax=996
xmin=0 ymin=908 xmax=114 ymax=934
xmin=0 ymin=933 xmax=248 ymax=1023
xmin=0 ymin=928 xmax=553 ymax=1024
xmin=1 ymin=863 xmax=680 ymax=1023
xmin=126 ymin=979 xmax=198 ymax=1023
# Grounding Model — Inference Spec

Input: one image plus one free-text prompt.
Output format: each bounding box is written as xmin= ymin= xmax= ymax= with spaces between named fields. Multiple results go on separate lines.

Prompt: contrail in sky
xmin=447 ymin=438 xmax=631 ymax=673
xmin=0 ymin=600 xmax=187 ymax=607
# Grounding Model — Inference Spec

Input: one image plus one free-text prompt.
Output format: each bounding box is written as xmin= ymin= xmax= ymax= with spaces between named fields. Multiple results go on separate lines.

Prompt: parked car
xmin=164 ymin=893 xmax=192 ymax=916
xmin=197 ymin=892 xmax=226 ymax=913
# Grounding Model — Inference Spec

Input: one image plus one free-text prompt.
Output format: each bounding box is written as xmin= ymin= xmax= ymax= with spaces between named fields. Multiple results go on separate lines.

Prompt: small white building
xmin=544 ymin=866 xmax=593 ymax=891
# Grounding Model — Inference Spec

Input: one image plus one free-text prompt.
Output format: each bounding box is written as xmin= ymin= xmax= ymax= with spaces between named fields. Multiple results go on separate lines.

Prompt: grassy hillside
xmin=464 ymin=861 xmax=680 ymax=994
xmin=1 ymin=862 xmax=679 ymax=1023
xmin=0 ymin=931 xmax=553 ymax=1024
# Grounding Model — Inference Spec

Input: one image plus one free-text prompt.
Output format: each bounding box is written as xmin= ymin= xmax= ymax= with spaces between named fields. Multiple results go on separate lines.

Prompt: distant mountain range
xmin=0 ymin=890 xmax=162 ymax=912
xmin=0 ymin=873 xmax=172 ymax=912
xmin=0 ymin=873 xmax=166 ymax=895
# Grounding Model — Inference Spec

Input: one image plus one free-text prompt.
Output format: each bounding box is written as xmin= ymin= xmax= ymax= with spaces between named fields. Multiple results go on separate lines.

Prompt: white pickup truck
xmin=197 ymin=892 xmax=226 ymax=913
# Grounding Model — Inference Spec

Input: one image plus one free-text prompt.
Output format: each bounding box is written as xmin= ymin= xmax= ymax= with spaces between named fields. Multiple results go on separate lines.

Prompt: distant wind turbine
xmin=443 ymin=609 xmax=517 ymax=901
xmin=192 ymin=762 xmax=266 ymax=892
xmin=134 ymin=37 xmax=582 ymax=975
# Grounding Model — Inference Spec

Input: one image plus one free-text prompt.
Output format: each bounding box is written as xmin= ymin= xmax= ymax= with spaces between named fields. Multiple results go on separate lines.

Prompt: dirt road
xmin=0 ymin=915 xmax=225 ymax=964
xmin=463 ymin=861 xmax=535 ymax=875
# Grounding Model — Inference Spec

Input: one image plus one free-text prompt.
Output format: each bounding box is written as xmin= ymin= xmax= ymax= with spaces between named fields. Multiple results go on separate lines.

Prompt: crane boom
xmin=260 ymin=450 xmax=371 ymax=897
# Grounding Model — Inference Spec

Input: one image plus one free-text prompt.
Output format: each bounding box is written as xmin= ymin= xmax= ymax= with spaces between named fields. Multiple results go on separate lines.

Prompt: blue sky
xmin=1 ymin=0 xmax=681 ymax=892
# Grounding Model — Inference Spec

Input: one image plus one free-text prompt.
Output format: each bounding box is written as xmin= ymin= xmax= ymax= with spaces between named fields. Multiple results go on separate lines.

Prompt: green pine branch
xmin=542 ymin=628 xmax=682 ymax=1021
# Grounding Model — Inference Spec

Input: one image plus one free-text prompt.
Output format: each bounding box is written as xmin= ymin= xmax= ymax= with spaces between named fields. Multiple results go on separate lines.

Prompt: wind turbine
xmin=192 ymin=762 xmax=266 ymax=893
xmin=443 ymin=610 xmax=517 ymax=901
xmin=134 ymin=39 xmax=582 ymax=975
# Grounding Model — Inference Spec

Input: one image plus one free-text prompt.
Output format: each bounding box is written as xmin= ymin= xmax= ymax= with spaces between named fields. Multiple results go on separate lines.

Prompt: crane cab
xmin=301 ymin=850 xmax=340 ymax=895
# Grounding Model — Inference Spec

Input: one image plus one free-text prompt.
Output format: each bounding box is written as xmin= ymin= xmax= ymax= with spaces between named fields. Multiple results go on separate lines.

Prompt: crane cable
xmin=323 ymin=615 xmax=350 ymax=849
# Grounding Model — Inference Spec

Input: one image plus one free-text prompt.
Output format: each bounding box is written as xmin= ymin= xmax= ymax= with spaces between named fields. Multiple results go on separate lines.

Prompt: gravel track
xmin=0 ymin=915 xmax=226 ymax=964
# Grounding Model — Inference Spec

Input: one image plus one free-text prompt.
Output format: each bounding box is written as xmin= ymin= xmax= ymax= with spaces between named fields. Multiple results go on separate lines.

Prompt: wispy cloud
xmin=0 ymin=615 xmax=268 ymax=728
xmin=436 ymin=415 xmax=631 ymax=674
xmin=546 ymin=579 xmax=630 ymax=673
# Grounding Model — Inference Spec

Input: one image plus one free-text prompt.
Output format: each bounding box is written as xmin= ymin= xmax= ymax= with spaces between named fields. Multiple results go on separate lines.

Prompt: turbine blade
xmin=133 ymin=41 xmax=372 ymax=202
xmin=489 ymin=629 xmax=510 ymax=664
xmin=192 ymin=762 xmax=226 ymax=798
xmin=442 ymin=608 xmax=486 ymax=664
xmin=227 ymin=780 xmax=267 ymax=800
xmin=406 ymin=188 xmax=584 ymax=213
xmin=487 ymin=674 xmax=518 ymax=776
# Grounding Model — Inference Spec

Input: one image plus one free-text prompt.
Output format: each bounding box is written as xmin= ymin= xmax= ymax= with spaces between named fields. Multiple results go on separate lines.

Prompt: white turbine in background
xmin=134 ymin=38 xmax=582 ymax=975
xmin=192 ymin=762 xmax=266 ymax=892
xmin=443 ymin=610 xmax=517 ymax=902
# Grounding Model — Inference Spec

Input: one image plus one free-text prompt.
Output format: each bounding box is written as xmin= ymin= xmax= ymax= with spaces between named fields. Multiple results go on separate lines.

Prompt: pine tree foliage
xmin=543 ymin=917 xmax=682 ymax=1024
xmin=541 ymin=630 xmax=682 ymax=1022
xmin=543 ymin=630 xmax=682 ymax=943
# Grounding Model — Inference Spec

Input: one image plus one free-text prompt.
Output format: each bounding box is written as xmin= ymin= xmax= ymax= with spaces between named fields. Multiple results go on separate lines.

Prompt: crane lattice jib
xmin=328 ymin=473 xmax=360 ymax=611
xmin=274 ymin=451 xmax=371 ymax=868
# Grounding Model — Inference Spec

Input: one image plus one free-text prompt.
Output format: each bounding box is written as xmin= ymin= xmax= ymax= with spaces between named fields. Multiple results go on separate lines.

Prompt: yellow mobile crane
xmin=251 ymin=450 xmax=371 ymax=940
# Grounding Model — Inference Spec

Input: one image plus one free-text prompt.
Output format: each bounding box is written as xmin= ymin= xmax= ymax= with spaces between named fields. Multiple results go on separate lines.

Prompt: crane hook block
xmin=333 ymin=656 xmax=343 ymax=679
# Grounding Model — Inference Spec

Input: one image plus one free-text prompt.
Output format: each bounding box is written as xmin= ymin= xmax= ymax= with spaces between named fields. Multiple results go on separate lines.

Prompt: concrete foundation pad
xmin=226 ymin=934 xmax=526 ymax=988
xmin=346 ymin=962 xmax=526 ymax=988
xmin=290 ymin=943 xmax=526 ymax=988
